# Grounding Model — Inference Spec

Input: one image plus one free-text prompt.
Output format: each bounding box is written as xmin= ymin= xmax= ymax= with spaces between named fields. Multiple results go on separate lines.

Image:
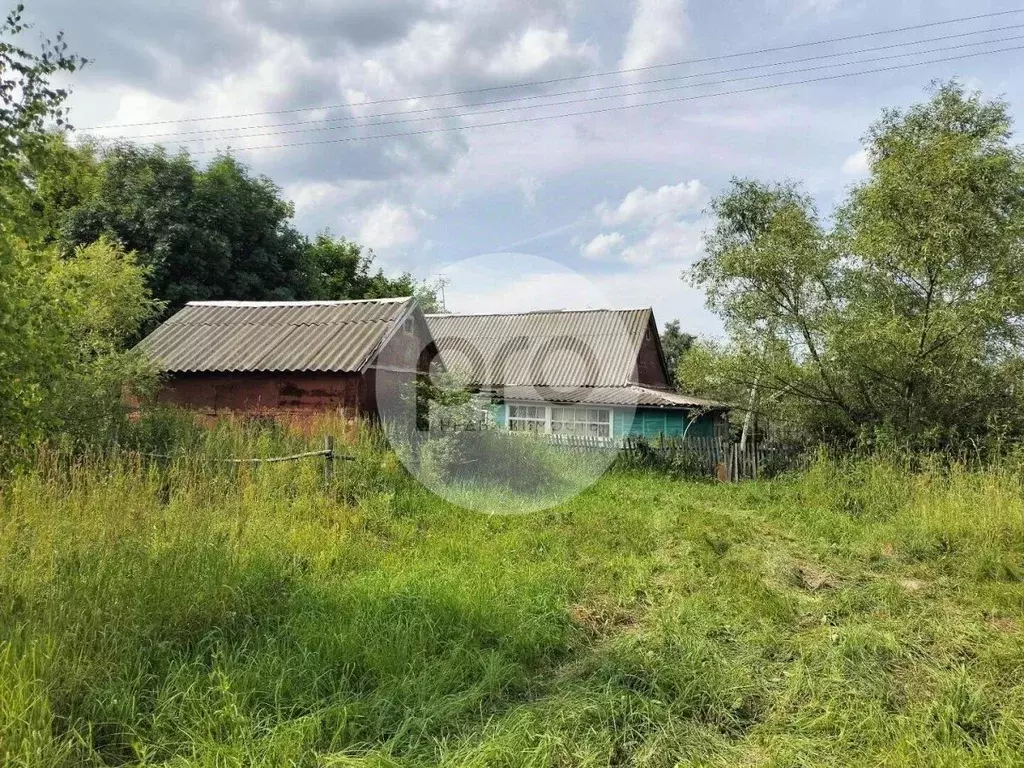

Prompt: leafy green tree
xmin=58 ymin=146 xmax=310 ymax=314
xmin=689 ymin=82 xmax=1024 ymax=444
xmin=0 ymin=235 xmax=159 ymax=458
xmin=44 ymin=238 xmax=163 ymax=441
xmin=53 ymin=146 xmax=440 ymax=315
xmin=1 ymin=4 xmax=86 ymax=234
xmin=659 ymin=319 xmax=695 ymax=385
xmin=304 ymin=232 xmax=434 ymax=305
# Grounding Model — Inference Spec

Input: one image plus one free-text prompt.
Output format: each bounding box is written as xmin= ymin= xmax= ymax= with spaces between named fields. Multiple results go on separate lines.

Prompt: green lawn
xmin=2 ymin=439 xmax=1024 ymax=766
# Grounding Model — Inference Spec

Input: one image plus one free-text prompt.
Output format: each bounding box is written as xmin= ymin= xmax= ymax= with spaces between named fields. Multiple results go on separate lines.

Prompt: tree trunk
xmin=739 ymin=376 xmax=759 ymax=452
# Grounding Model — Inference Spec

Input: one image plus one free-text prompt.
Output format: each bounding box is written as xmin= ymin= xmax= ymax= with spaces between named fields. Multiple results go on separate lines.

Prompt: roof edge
xmin=356 ymin=297 xmax=418 ymax=374
xmin=425 ymin=306 xmax=653 ymax=319
xmin=187 ymin=297 xmax=412 ymax=308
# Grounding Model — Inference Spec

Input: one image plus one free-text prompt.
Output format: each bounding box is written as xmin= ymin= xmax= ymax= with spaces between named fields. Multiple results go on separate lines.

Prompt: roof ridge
xmin=425 ymin=307 xmax=651 ymax=318
xmin=187 ymin=297 xmax=412 ymax=307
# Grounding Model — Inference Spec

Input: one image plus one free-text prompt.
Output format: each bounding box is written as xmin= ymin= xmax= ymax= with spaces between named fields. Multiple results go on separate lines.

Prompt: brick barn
xmin=135 ymin=297 xmax=433 ymax=421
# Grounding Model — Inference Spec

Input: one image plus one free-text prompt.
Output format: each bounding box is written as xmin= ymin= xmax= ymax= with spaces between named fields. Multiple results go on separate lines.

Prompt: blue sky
xmin=28 ymin=0 xmax=1024 ymax=336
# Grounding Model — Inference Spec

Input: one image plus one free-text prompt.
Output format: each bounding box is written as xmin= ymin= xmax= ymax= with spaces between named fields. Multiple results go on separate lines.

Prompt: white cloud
xmin=597 ymin=180 xmax=706 ymax=227
xmin=358 ymin=201 xmax=431 ymax=251
xmin=584 ymin=181 xmax=709 ymax=265
xmin=620 ymin=0 xmax=690 ymax=74
xmin=485 ymin=27 xmax=595 ymax=80
xmin=581 ymin=231 xmax=626 ymax=260
xmin=620 ymin=217 xmax=707 ymax=265
xmin=518 ymin=174 xmax=541 ymax=207
xmin=841 ymin=148 xmax=870 ymax=177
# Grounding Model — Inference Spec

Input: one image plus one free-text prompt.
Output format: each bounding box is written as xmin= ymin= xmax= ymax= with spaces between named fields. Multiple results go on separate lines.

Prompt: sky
xmin=23 ymin=0 xmax=1024 ymax=337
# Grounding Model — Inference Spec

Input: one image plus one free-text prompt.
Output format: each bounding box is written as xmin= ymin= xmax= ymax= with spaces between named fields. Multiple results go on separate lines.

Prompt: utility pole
xmin=436 ymin=275 xmax=450 ymax=312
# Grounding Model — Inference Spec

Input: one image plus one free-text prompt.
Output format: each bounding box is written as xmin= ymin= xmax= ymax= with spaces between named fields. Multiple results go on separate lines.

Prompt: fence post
xmin=324 ymin=434 xmax=334 ymax=484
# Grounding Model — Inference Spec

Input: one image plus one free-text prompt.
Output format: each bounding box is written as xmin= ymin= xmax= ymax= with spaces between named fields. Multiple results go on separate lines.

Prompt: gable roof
xmin=425 ymin=307 xmax=666 ymax=388
xmin=136 ymin=297 xmax=415 ymax=374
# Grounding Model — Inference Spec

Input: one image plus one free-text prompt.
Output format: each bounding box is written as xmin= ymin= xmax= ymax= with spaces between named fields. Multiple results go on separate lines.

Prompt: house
xmin=134 ymin=297 xmax=433 ymax=420
xmin=424 ymin=308 xmax=728 ymax=440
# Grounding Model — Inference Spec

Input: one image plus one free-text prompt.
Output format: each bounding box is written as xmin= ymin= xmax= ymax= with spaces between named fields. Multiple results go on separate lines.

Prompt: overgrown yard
xmin=2 ymin=434 xmax=1024 ymax=766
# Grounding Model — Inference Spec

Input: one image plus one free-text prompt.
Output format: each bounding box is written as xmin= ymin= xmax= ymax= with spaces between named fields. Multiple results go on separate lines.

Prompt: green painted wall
xmin=487 ymin=402 xmax=506 ymax=427
xmin=616 ymin=408 xmax=717 ymax=439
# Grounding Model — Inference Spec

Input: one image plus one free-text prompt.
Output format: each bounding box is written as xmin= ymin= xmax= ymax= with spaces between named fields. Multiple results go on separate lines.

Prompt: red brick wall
xmin=156 ymin=371 xmax=369 ymax=416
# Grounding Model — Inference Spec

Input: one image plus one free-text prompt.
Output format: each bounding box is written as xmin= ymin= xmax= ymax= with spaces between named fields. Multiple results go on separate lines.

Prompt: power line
xmin=184 ymin=44 xmax=1024 ymax=156
xmin=81 ymin=8 xmax=1024 ymax=131
xmin=117 ymin=23 xmax=1024 ymax=142
xmin=137 ymin=35 xmax=1024 ymax=147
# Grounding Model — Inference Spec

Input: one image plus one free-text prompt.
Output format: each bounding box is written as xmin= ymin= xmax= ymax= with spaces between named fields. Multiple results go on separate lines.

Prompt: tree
xmin=660 ymin=320 xmax=695 ymax=385
xmin=44 ymin=238 xmax=163 ymax=441
xmin=1 ymin=4 xmax=86 ymax=235
xmin=304 ymin=232 xmax=430 ymax=304
xmin=689 ymin=82 xmax=1024 ymax=445
xmin=51 ymin=145 xmax=441 ymax=315
xmin=57 ymin=146 xmax=310 ymax=314
xmin=0 ymin=234 xmax=160 ymax=458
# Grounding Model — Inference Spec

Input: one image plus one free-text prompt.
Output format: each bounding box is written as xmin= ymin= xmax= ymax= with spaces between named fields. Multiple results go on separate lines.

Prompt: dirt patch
xmin=899 ymin=578 xmax=929 ymax=593
xmin=793 ymin=563 xmax=839 ymax=592
xmin=570 ymin=602 xmax=639 ymax=635
xmin=987 ymin=617 xmax=1020 ymax=634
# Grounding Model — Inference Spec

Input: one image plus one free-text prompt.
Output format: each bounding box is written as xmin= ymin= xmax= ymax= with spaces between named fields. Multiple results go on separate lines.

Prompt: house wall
xmin=492 ymin=402 xmax=723 ymax=440
xmin=615 ymin=408 xmax=722 ymax=439
xmin=150 ymin=306 xmax=433 ymax=423
xmin=156 ymin=371 xmax=370 ymax=417
xmin=632 ymin=326 xmax=670 ymax=388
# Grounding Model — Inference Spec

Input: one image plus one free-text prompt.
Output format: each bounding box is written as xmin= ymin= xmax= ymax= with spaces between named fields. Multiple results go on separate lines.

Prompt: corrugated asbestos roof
xmin=425 ymin=308 xmax=653 ymax=388
xmin=493 ymin=385 xmax=725 ymax=409
xmin=136 ymin=297 xmax=413 ymax=374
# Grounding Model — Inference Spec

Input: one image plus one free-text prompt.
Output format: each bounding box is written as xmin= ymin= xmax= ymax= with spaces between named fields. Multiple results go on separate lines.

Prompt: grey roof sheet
xmin=494 ymin=385 xmax=726 ymax=410
xmin=425 ymin=308 xmax=653 ymax=387
xmin=136 ymin=298 xmax=413 ymax=374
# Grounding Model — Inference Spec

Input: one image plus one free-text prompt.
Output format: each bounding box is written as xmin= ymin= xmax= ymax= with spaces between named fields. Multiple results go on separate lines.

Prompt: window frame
xmin=506 ymin=403 xmax=612 ymax=439
xmin=507 ymin=403 xmax=549 ymax=433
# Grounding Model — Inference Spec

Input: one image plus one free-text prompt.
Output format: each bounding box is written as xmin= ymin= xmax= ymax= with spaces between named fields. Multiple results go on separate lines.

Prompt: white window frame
xmin=506 ymin=403 xmax=612 ymax=439
xmin=507 ymin=403 xmax=548 ymax=433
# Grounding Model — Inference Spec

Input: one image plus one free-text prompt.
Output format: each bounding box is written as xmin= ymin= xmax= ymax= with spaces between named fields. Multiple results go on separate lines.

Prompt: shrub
xmin=420 ymin=431 xmax=561 ymax=494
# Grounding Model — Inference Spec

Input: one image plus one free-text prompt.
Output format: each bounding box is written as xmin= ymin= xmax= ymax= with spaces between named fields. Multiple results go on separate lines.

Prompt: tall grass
xmin=2 ymin=420 xmax=1024 ymax=766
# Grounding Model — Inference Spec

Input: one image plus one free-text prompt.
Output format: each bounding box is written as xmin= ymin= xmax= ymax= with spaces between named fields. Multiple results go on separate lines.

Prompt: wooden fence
xmin=619 ymin=435 xmax=803 ymax=481
xmin=145 ymin=435 xmax=351 ymax=483
xmin=383 ymin=425 xmax=805 ymax=482
xmin=537 ymin=433 xmax=802 ymax=481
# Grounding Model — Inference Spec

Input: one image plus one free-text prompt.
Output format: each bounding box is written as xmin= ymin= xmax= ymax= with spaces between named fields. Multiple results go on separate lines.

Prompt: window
xmin=551 ymin=406 xmax=611 ymax=438
xmin=508 ymin=404 xmax=547 ymax=433
xmin=507 ymin=403 xmax=612 ymax=438
xmin=403 ymin=318 xmax=414 ymax=333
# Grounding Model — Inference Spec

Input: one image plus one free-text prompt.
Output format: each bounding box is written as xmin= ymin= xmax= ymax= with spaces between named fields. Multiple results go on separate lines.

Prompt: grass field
xmin=2 ymin=427 xmax=1024 ymax=766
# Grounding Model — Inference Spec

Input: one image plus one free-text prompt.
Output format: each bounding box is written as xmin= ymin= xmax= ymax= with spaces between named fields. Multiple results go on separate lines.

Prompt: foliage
xmin=0 ymin=236 xmax=159 ymax=462
xmin=614 ymin=435 xmax=709 ymax=479
xmin=304 ymin=231 xmax=432 ymax=307
xmin=420 ymin=430 xmax=563 ymax=495
xmin=54 ymin=146 xmax=309 ymax=314
xmin=0 ymin=235 xmax=61 ymax=455
xmin=43 ymin=238 xmax=163 ymax=442
xmin=36 ymin=142 xmax=440 ymax=315
xmin=0 ymin=3 xmax=86 ymax=233
xmin=4 ymin=426 xmax=1024 ymax=765
xmin=690 ymin=82 xmax=1024 ymax=445
xmin=659 ymin=319 xmax=695 ymax=384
